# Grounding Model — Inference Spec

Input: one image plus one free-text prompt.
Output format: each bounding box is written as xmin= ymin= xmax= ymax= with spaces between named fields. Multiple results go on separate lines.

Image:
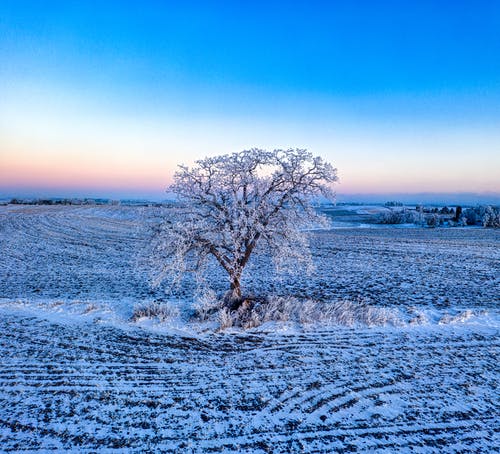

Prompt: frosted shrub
xmin=131 ymin=301 xmax=180 ymax=322
xmin=439 ymin=310 xmax=474 ymax=324
xmin=377 ymin=209 xmax=403 ymax=224
xmin=378 ymin=208 xmax=419 ymax=225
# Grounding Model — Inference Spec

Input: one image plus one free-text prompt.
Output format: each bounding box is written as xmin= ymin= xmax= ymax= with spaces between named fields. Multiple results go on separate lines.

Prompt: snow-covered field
xmin=0 ymin=205 xmax=499 ymax=452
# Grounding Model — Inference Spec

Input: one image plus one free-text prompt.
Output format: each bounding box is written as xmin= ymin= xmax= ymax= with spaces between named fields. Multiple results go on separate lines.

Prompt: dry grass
xmin=214 ymin=296 xmax=403 ymax=330
xmin=131 ymin=301 xmax=180 ymax=322
xmin=82 ymin=303 xmax=99 ymax=314
xmin=192 ymin=288 xmax=225 ymax=321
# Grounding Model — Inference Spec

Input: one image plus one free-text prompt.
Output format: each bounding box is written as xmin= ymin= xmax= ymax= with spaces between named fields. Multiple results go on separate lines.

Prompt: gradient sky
xmin=1 ymin=1 xmax=499 ymax=200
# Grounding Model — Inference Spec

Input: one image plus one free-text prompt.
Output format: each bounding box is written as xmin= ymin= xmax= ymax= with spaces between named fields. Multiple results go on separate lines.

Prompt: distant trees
xmin=450 ymin=205 xmax=500 ymax=227
xmin=450 ymin=205 xmax=500 ymax=228
xmin=6 ymin=198 xmax=122 ymax=206
xmin=384 ymin=201 xmax=403 ymax=207
xmin=376 ymin=204 xmax=499 ymax=228
xmin=150 ymin=148 xmax=338 ymax=307
xmin=378 ymin=208 xmax=419 ymax=224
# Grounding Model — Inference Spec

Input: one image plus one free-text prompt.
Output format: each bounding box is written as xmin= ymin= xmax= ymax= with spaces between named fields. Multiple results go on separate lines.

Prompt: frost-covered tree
xmin=151 ymin=148 xmax=337 ymax=307
xmin=378 ymin=208 xmax=420 ymax=225
xmin=426 ymin=213 xmax=440 ymax=228
xmin=483 ymin=206 xmax=500 ymax=228
xmin=463 ymin=208 xmax=479 ymax=226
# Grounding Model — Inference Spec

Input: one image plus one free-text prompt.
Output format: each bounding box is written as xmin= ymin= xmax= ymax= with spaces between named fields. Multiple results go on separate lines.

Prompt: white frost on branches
xmin=150 ymin=148 xmax=338 ymax=304
xmin=482 ymin=206 xmax=500 ymax=228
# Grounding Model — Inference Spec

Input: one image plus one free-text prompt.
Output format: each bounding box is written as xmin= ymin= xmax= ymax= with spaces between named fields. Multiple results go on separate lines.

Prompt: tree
xmin=463 ymin=207 xmax=478 ymax=226
xmin=151 ymin=148 xmax=337 ymax=308
xmin=426 ymin=213 xmax=440 ymax=228
xmin=483 ymin=206 xmax=500 ymax=228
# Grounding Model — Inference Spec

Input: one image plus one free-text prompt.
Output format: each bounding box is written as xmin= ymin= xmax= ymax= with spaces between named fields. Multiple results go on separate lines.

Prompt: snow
xmin=0 ymin=205 xmax=499 ymax=451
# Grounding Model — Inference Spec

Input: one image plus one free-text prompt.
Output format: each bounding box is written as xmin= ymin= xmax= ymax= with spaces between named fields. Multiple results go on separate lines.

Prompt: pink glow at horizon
xmin=2 ymin=144 xmax=498 ymax=198
xmin=1 ymin=86 xmax=499 ymax=199
xmin=1 ymin=133 xmax=499 ymax=197
xmin=0 ymin=150 xmax=171 ymax=191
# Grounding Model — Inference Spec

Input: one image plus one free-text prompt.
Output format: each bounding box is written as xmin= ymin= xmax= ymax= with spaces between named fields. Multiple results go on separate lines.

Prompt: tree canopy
xmin=151 ymin=148 xmax=338 ymax=306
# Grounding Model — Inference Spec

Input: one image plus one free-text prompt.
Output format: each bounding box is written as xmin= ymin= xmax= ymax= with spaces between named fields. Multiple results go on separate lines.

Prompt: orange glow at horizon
xmin=2 ymin=131 xmax=500 ymax=195
xmin=1 ymin=90 xmax=499 ymax=197
xmin=0 ymin=146 xmax=174 ymax=192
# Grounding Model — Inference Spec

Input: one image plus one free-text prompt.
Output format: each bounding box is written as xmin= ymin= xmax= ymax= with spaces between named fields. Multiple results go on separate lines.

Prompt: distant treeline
xmin=6 ymin=198 xmax=119 ymax=206
xmin=1 ymin=198 xmax=169 ymax=207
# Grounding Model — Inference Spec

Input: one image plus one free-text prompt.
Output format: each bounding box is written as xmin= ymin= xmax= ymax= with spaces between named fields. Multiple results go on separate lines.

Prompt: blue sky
xmin=1 ymin=1 xmax=499 ymax=200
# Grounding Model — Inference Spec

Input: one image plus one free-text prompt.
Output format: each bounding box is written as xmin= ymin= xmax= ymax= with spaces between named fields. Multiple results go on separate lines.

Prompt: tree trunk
xmin=224 ymin=274 xmax=243 ymax=310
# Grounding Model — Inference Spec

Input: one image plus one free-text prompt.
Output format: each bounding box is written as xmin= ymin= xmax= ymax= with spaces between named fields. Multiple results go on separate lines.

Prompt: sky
xmin=1 ymin=1 xmax=499 ymax=201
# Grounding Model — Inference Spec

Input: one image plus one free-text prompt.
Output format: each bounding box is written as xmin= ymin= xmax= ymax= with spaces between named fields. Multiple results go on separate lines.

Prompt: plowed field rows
xmin=0 ymin=205 xmax=498 ymax=451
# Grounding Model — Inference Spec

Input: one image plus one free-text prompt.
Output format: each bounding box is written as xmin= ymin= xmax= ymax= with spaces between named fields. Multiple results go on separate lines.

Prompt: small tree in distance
xmin=151 ymin=148 xmax=337 ymax=308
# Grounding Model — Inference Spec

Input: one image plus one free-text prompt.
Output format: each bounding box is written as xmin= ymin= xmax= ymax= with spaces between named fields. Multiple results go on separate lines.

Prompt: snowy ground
xmin=0 ymin=205 xmax=499 ymax=452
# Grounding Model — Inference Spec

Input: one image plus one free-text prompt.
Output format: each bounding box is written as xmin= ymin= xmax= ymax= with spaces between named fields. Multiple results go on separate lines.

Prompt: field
xmin=0 ymin=205 xmax=499 ymax=452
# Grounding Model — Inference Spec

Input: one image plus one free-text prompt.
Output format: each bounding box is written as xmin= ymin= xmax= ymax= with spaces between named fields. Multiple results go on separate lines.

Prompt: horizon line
xmin=1 ymin=191 xmax=499 ymax=206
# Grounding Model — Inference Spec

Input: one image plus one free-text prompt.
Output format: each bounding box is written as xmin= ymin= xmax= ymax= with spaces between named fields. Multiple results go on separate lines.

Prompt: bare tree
xmin=151 ymin=148 xmax=337 ymax=308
